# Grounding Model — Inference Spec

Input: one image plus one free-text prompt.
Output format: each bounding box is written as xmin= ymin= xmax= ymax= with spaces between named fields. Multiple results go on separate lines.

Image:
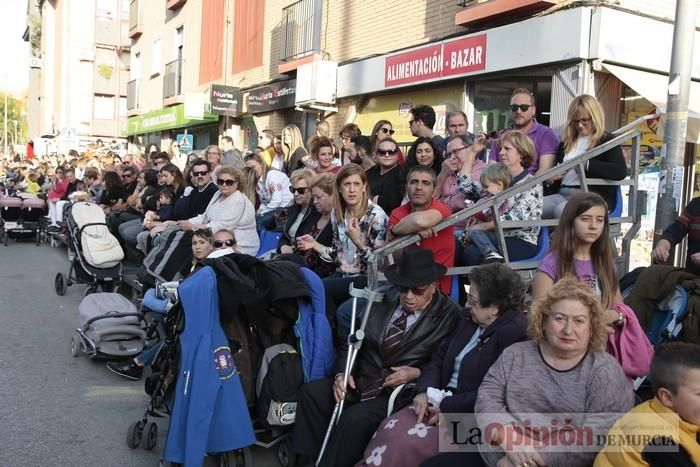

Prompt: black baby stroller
xmin=55 ymin=201 xmax=124 ymax=296
xmin=70 ymin=292 xmax=147 ymax=359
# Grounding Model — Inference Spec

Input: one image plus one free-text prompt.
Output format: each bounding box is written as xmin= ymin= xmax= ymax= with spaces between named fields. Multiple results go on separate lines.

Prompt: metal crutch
xmin=315 ymin=284 xmax=384 ymax=466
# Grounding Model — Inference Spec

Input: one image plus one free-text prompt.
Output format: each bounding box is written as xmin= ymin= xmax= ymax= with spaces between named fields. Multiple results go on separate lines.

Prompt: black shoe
xmin=106 ymin=361 xmax=144 ymax=381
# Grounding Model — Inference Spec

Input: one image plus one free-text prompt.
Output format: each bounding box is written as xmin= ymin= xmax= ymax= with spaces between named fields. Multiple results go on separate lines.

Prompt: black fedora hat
xmin=384 ymin=247 xmax=447 ymax=288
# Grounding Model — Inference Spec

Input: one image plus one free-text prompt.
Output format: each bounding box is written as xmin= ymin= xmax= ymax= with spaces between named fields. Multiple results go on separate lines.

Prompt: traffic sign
xmin=176 ymin=133 xmax=193 ymax=153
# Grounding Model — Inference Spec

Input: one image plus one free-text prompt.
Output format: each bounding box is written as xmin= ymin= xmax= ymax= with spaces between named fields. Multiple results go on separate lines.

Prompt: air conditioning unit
xmin=295 ymin=61 xmax=337 ymax=108
xmin=29 ymin=57 xmax=42 ymax=69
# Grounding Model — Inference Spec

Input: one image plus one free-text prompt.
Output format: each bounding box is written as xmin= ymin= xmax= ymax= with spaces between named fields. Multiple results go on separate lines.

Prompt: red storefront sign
xmin=384 ymin=34 xmax=487 ymax=88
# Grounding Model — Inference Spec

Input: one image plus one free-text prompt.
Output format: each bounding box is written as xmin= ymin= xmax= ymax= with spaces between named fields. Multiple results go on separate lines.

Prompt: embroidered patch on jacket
xmin=213 ymin=346 xmax=236 ymax=380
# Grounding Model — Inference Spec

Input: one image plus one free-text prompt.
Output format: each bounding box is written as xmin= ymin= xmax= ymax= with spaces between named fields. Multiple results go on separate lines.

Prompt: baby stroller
xmin=0 ymin=192 xmax=46 ymax=246
xmin=70 ymin=292 xmax=147 ymax=359
xmin=55 ymin=201 xmax=124 ymax=296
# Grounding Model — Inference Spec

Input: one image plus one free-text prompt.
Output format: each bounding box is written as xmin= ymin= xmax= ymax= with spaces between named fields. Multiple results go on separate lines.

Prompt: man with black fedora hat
xmin=292 ymin=247 xmax=459 ymax=467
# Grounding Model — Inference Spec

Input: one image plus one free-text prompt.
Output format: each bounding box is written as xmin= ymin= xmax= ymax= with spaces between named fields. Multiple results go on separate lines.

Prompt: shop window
xmin=473 ymin=79 xmax=552 ymax=134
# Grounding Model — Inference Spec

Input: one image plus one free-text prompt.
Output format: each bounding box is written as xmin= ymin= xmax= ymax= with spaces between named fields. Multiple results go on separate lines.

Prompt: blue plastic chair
xmin=512 ymin=226 xmax=549 ymax=263
xmin=609 ymin=186 xmax=623 ymax=217
xmin=256 ymin=229 xmax=283 ymax=257
xmin=449 ymin=275 xmax=460 ymax=302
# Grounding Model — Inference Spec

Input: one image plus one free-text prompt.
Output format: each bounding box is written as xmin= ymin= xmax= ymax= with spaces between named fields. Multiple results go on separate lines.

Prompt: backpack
xmin=255 ymin=344 xmax=304 ymax=427
xmin=138 ymin=227 xmax=193 ymax=289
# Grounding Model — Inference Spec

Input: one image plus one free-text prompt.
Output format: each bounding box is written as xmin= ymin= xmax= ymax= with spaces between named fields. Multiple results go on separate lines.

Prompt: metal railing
xmin=365 ymin=114 xmax=658 ymax=290
xmin=281 ymin=0 xmax=322 ymax=61
xmin=129 ymin=0 xmax=139 ymax=30
xmin=163 ymin=59 xmax=183 ymax=100
xmin=127 ymin=79 xmax=139 ymax=111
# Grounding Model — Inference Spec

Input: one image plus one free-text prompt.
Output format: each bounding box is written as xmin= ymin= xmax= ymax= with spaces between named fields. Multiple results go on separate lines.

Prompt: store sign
xmin=211 ymin=85 xmax=241 ymax=117
xmin=246 ymin=79 xmax=296 ymax=113
xmin=127 ymin=104 xmax=217 ymax=136
xmin=385 ymin=34 xmax=487 ymax=87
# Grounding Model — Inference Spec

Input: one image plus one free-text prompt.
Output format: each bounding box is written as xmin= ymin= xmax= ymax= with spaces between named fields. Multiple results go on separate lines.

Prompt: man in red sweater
xmin=388 ymin=165 xmax=455 ymax=293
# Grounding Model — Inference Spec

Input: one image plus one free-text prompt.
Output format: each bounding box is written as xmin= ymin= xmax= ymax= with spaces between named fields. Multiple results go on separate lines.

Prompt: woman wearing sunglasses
xmin=244 ymin=153 xmax=293 ymax=230
xmin=177 ymin=166 xmax=260 ymax=256
xmin=370 ymin=119 xmax=405 ymax=165
xmin=278 ymin=169 xmax=318 ymax=254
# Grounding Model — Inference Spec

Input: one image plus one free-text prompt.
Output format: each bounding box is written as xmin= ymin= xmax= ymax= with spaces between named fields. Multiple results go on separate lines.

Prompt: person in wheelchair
xmin=292 ymin=247 xmax=459 ymax=467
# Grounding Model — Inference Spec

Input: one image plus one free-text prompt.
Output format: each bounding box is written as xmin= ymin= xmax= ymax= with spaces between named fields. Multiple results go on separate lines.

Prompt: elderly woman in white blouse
xmin=177 ymin=166 xmax=260 ymax=256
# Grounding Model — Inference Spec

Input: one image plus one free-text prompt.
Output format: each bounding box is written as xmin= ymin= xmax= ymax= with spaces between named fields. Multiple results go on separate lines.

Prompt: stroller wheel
xmin=142 ymin=421 xmax=158 ymax=451
xmin=218 ymin=447 xmax=253 ymax=467
xmin=55 ymin=273 xmax=68 ymax=296
xmin=276 ymin=438 xmax=297 ymax=467
xmin=35 ymin=230 xmax=41 ymax=246
xmin=126 ymin=420 xmax=145 ymax=449
xmin=70 ymin=335 xmax=81 ymax=357
xmin=3 ymin=231 xmax=7 ymax=246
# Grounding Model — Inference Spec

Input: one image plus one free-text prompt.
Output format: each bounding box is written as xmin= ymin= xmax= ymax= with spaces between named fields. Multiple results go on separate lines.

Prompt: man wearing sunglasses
xmin=409 ymin=105 xmax=445 ymax=154
xmin=293 ymin=247 xmax=458 ymax=467
xmin=488 ymin=88 xmax=559 ymax=176
xmin=174 ymin=159 xmax=218 ymax=221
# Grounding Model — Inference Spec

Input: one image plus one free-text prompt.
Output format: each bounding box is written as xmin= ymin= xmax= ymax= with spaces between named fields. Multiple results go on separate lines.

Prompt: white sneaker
xmin=482 ymin=251 xmax=505 ymax=264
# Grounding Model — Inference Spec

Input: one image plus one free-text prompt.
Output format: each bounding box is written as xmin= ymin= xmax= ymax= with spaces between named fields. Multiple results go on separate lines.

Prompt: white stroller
xmin=71 ymin=292 xmax=147 ymax=358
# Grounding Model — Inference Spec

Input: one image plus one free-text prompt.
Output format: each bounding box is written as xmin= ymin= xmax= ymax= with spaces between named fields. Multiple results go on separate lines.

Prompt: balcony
xmin=455 ymin=0 xmax=563 ymax=27
xmin=127 ymin=79 xmax=139 ymax=113
xmin=128 ymin=0 xmax=142 ymax=38
xmin=279 ymin=0 xmax=322 ymax=72
xmin=163 ymin=59 xmax=183 ymax=104
xmin=166 ymin=0 xmax=187 ymax=10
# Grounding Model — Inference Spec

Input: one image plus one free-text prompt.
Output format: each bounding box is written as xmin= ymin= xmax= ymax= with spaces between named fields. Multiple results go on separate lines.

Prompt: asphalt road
xmin=0 ymin=241 xmax=279 ymax=467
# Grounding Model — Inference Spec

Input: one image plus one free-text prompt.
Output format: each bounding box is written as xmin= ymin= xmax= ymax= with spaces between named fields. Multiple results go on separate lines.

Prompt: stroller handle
xmin=84 ymin=311 xmax=144 ymax=328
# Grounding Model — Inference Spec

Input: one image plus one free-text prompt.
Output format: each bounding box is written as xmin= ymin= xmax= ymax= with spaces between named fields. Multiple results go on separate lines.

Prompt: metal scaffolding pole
xmin=653 ymin=0 xmax=698 ymax=258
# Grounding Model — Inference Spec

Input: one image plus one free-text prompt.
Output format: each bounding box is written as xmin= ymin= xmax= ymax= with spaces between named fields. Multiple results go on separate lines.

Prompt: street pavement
xmin=0 ymin=241 xmax=279 ymax=467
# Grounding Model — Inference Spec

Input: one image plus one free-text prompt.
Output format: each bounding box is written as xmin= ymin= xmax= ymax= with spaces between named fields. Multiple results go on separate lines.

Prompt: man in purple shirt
xmin=488 ymin=88 xmax=559 ymax=175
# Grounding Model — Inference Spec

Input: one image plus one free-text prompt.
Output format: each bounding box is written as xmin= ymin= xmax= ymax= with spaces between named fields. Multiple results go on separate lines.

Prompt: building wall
xmin=614 ymin=0 xmax=700 ymax=26
xmin=129 ymin=0 xmax=205 ymax=115
xmin=36 ymin=0 xmax=129 ymax=142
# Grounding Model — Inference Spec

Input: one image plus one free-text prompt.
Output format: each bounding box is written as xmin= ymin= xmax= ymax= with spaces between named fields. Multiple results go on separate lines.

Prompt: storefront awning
xmin=604 ymin=63 xmax=700 ymax=144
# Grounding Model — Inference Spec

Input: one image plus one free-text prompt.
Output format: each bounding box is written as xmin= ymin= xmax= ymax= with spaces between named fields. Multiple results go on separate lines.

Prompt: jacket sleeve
xmin=586 ymin=133 xmax=627 ymax=181
xmin=413 ymin=333 xmax=451 ymax=394
xmin=660 ymin=198 xmax=700 ymax=246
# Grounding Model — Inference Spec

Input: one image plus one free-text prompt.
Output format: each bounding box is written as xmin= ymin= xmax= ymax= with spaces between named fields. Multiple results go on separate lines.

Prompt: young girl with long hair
xmin=532 ymin=191 xmax=653 ymax=381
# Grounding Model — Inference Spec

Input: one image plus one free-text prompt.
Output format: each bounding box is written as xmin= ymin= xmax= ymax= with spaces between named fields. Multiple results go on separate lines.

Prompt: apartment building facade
xmin=30 ymin=0 xmax=131 ymax=153
xmin=125 ymin=0 xmax=699 ymax=155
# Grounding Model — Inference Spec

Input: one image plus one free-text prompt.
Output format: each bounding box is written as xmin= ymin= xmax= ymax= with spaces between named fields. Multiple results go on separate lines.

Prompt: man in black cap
xmin=292 ymin=247 xmax=459 ymax=467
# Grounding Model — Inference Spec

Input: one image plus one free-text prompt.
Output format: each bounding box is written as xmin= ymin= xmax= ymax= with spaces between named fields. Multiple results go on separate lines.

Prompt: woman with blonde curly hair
xmin=430 ymin=278 xmax=634 ymax=467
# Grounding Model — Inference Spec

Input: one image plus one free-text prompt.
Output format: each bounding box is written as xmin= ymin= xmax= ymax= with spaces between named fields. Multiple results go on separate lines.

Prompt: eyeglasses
xmin=213 ymin=239 xmax=236 ymax=248
xmin=398 ymin=284 xmax=432 ymax=295
xmin=445 ymin=146 xmax=468 ymax=158
xmin=289 ymin=186 xmax=308 ymax=194
xmin=217 ymin=178 xmax=237 ymax=186
xmin=377 ymin=149 xmax=397 ymax=157
xmin=573 ymin=118 xmax=592 ymax=126
xmin=207 ymin=150 xmax=221 ymax=155
xmin=192 ymin=170 xmax=209 ymax=177
xmin=379 ymin=127 xmax=395 ymax=135
xmin=466 ymin=293 xmax=480 ymax=307
xmin=510 ymin=104 xmax=531 ymax=112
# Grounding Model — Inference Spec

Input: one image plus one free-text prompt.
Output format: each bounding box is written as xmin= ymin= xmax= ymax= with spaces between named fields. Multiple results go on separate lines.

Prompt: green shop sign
xmin=127 ymin=104 xmax=218 ymax=136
